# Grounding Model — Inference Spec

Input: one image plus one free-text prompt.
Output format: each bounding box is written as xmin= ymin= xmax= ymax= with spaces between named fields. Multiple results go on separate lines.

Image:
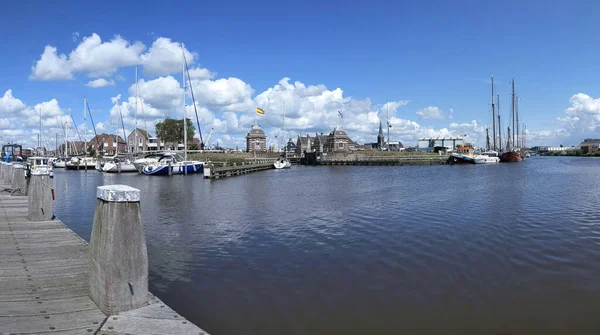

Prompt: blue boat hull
xmin=142 ymin=163 xmax=203 ymax=175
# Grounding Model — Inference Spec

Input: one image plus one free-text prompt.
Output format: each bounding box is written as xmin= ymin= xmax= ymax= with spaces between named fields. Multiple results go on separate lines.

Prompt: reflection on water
xmin=54 ymin=157 xmax=600 ymax=335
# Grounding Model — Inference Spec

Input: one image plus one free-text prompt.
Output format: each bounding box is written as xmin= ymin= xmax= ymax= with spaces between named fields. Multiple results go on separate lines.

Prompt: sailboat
xmin=142 ymin=44 xmax=204 ymax=176
xmin=499 ymin=79 xmax=523 ymax=163
xmin=98 ymin=95 xmax=137 ymax=173
xmin=274 ymin=102 xmax=291 ymax=169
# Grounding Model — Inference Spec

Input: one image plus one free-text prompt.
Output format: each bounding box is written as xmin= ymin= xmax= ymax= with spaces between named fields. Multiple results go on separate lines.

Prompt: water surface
xmin=53 ymin=157 xmax=600 ymax=334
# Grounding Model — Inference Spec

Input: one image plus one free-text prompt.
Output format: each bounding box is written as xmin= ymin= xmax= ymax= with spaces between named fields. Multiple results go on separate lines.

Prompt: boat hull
xmin=474 ymin=155 xmax=500 ymax=164
xmin=101 ymin=163 xmax=138 ymax=173
xmin=500 ymin=152 xmax=523 ymax=163
xmin=65 ymin=164 xmax=96 ymax=170
xmin=449 ymin=154 xmax=474 ymax=164
xmin=142 ymin=163 xmax=203 ymax=175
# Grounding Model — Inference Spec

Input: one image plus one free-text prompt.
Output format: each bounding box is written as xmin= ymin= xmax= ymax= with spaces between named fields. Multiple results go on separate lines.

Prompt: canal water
xmin=53 ymin=157 xmax=600 ymax=335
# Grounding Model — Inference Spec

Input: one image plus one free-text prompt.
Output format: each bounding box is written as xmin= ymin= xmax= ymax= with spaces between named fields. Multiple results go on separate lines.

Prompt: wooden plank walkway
xmin=0 ymin=182 xmax=209 ymax=335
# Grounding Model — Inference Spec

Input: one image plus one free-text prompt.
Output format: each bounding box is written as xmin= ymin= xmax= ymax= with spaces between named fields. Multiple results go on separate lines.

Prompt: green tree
xmin=155 ymin=118 xmax=196 ymax=148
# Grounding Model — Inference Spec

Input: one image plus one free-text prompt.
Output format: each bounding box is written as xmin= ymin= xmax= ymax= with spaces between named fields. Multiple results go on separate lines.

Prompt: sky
xmin=1 ymin=0 xmax=600 ymax=150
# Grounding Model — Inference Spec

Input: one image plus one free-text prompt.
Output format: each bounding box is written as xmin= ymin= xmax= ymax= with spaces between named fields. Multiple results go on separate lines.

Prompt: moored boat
xmin=66 ymin=157 xmax=97 ymax=170
xmin=500 ymin=151 xmax=522 ymax=163
xmin=449 ymin=146 xmax=475 ymax=164
xmin=142 ymin=153 xmax=203 ymax=175
xmin=474 ymin=150 xmax=500 ymax=164
xmin=27 ymin=156 xmax=54 ymax=178
xmin=133 ymin=153 xmax=162 ymax=172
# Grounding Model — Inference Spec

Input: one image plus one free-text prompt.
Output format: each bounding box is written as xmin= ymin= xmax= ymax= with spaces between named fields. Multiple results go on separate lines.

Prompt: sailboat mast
xmin=386 ymin=101 xmax=390 ymax=151
xmin=83 ymin=97 xmax=87 ymax=155
xmin=511 ymin=79 xmax=515 ymax=149
xmin=491 ymin=76 xmax=496 ymax=151
xmin=283 ymin=101 xmax=287 ymax=159
xmin=39 ymin=107 xmax=42 ymax=153
xmin=134 ymin=66 xmax=138 ymax=154
xmin=182 ymin=43 xmax=187 ymax=161
xmin=516 ymin=95 xmax=520 ymax=149
xmin=497 ymin=94 xmax=502 ymax=152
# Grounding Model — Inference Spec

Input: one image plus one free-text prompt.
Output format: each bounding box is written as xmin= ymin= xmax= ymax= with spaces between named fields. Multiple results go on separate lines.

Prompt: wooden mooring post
xmin=4 ymin=163 xmax=13 ymax=184
xmin=10 ymin=164 xmax=27 ymax=195
xmin=89 ymin=185 xmax=148 ymax=314
xmin=27 ymin=168 xmax=52 ymax=221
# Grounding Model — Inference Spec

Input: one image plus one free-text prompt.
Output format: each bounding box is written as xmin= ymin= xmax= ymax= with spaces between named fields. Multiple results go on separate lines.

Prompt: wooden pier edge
xmin=0 ymin=173 xmax=210 ymax=335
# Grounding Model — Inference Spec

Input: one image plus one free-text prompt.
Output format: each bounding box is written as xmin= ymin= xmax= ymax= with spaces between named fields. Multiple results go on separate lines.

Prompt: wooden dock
xmin=0 ymin=177 xmax=209 ymax=334
xmin=203 ymin=161 xmax=274 ymax=179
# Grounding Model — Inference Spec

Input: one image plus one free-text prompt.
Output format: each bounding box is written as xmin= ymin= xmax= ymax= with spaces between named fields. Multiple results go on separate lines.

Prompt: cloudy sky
xmin=1 ymin=0 xmax=599 ymax=150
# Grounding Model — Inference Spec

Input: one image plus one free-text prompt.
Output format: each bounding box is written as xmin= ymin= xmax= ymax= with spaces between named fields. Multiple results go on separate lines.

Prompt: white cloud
xmin=188 ymin=67 xmax=215 ymax=80
xmin=0 ymin=90 xmax=27 ymax=114
xmin=30 ymin=33 xmax=146 ymax=80
xmin=129 ymin=76 xmax=183 ymax=111
xmin=86 ymin=78 xmax=115 ymax=88
xmin=191 ymin=77 xmax=254 ymax=111
xmin=29 ymin=46 xmax=73 ymax=81
xmin=72 ymin=31 xmax=80 ymax=43
xmin=416 ymin=106 xmax=448 ymax=120
xmin=140 ymin=37 xmax=194 ymax=76
xmin=68 ymin=34 xmax=145 ymax=77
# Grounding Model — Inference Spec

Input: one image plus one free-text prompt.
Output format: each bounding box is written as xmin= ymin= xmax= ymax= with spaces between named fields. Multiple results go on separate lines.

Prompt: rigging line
xmin=85 ymin=99 xmax=102 ymax=153
xmin=182 ymin=51 xmax=204 ymax=147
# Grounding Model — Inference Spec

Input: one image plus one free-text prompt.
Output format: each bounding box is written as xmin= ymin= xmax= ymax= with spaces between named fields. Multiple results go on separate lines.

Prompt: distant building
xmin=128 ymin=128 xmax=150 ymax=152
xmin=325 ymin=127 xmax=352 ymax=152
xmin=578 ymin=138 xmax=600 ymax=153
xmin=57 ymin=141 xmax=87 ymax=156
xmin=285 ymin=138 xmax=297 ymax=154
xmin=418 ymin=138 xmax=464 ymax=152
xmin=296 ymin=134 xmax=313 ymax=157
xmin=246 ymin=125 xmax=267 ymax=152
xmin=312 ymin=133 xmax=327 ymax=153
xmin=88 ymin=134 xmax=126 ymax=155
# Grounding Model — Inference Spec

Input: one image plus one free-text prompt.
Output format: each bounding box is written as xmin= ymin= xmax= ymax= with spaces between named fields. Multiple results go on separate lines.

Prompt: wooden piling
xmin=27 ymin=169 xmax=53 ymax=221
xmin=5 ymin=163 xmax=13 ymax=184
xmin=11 ymin=164 xmax=27 ymax=195
xmin=89 ymin=185 xmax=148 ymax=314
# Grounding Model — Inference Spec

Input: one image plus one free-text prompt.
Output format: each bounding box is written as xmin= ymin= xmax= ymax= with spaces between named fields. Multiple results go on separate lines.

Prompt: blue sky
xmin=1 ymin=0 xmax=599 ymax=149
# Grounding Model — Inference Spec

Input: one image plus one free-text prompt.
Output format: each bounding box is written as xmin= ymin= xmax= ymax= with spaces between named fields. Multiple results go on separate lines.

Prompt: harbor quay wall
xmin=302 ymin=151 xmax=450 ymax=166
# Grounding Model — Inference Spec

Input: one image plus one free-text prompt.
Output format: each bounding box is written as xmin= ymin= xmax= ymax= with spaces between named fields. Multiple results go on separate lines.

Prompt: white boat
xmin=66 ymin=157 xmax=97 ymax=170
xmin=133 ymin=153 xmax=162 ymax=172
xmin=53 ymin=159 xmax=67 ymax=168
xmin=274 ymin=157 xmax=291 ymax=169
xmin=273 ymin=100 xmax=292 ymax=169
xmin=474 ymin=150 xmax=500 ymax=164
xmin=98 ymin=155 xmax=138 ymax=173
xmin=27 ymin=156 xmax=54 ymax=178
xmin=142 ymin=153 xmax=203 ymax=175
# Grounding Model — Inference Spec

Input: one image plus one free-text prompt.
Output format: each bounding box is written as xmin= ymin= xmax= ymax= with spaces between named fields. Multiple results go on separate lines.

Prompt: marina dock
xmin=0 ymin=164 xmax=209 ymax=334
xmin=203 ymin=161 xmax=275 ymax=179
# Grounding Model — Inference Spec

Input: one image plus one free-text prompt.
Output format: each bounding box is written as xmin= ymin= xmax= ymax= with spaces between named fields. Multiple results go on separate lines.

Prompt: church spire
xmin=379 ymin=120 xmax=383 ymax=135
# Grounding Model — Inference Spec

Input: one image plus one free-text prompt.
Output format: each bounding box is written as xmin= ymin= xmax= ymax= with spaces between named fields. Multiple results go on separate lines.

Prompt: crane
xmin=204 ymin=127 xmax=214 ymax=150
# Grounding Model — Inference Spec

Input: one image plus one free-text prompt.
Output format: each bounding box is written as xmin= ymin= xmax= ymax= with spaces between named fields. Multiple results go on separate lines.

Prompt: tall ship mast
xmin=499 ymin=79 xmax=523 ymax=163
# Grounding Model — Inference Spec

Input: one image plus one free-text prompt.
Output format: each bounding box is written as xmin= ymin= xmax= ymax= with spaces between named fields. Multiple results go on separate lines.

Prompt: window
xmin=103 ymin=142 xmax=108 ymax=147
xmin=338 ymin=143 xmax=343 ymax=148
xmin=255 ymin=142 xmax=261 ymax=149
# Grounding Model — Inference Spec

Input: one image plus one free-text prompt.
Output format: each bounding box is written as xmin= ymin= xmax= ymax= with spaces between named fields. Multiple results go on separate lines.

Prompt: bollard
xmin=89 ymin=185 xmax=148 ymax=314
xmin=168 ymin=161 xmax=172 ymax=176
xmin=4 ymin=163 xmax=12 ymax=183
xmin=11 ymin=165 xmax=27 ymax=195
xmin=117 ymin=162 xmax=122 ymax=173
xmin=27 ymin=169 xmax=53 ymax=221
xmin=0 ymin=163 xmax=4 ymax=180
xmin=7 ymin=163 xmax=14 ymax=184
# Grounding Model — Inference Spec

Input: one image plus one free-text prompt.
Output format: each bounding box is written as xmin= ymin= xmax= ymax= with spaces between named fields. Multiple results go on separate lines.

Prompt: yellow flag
xmin=256 ymin=107 xmax=265 ymax=115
